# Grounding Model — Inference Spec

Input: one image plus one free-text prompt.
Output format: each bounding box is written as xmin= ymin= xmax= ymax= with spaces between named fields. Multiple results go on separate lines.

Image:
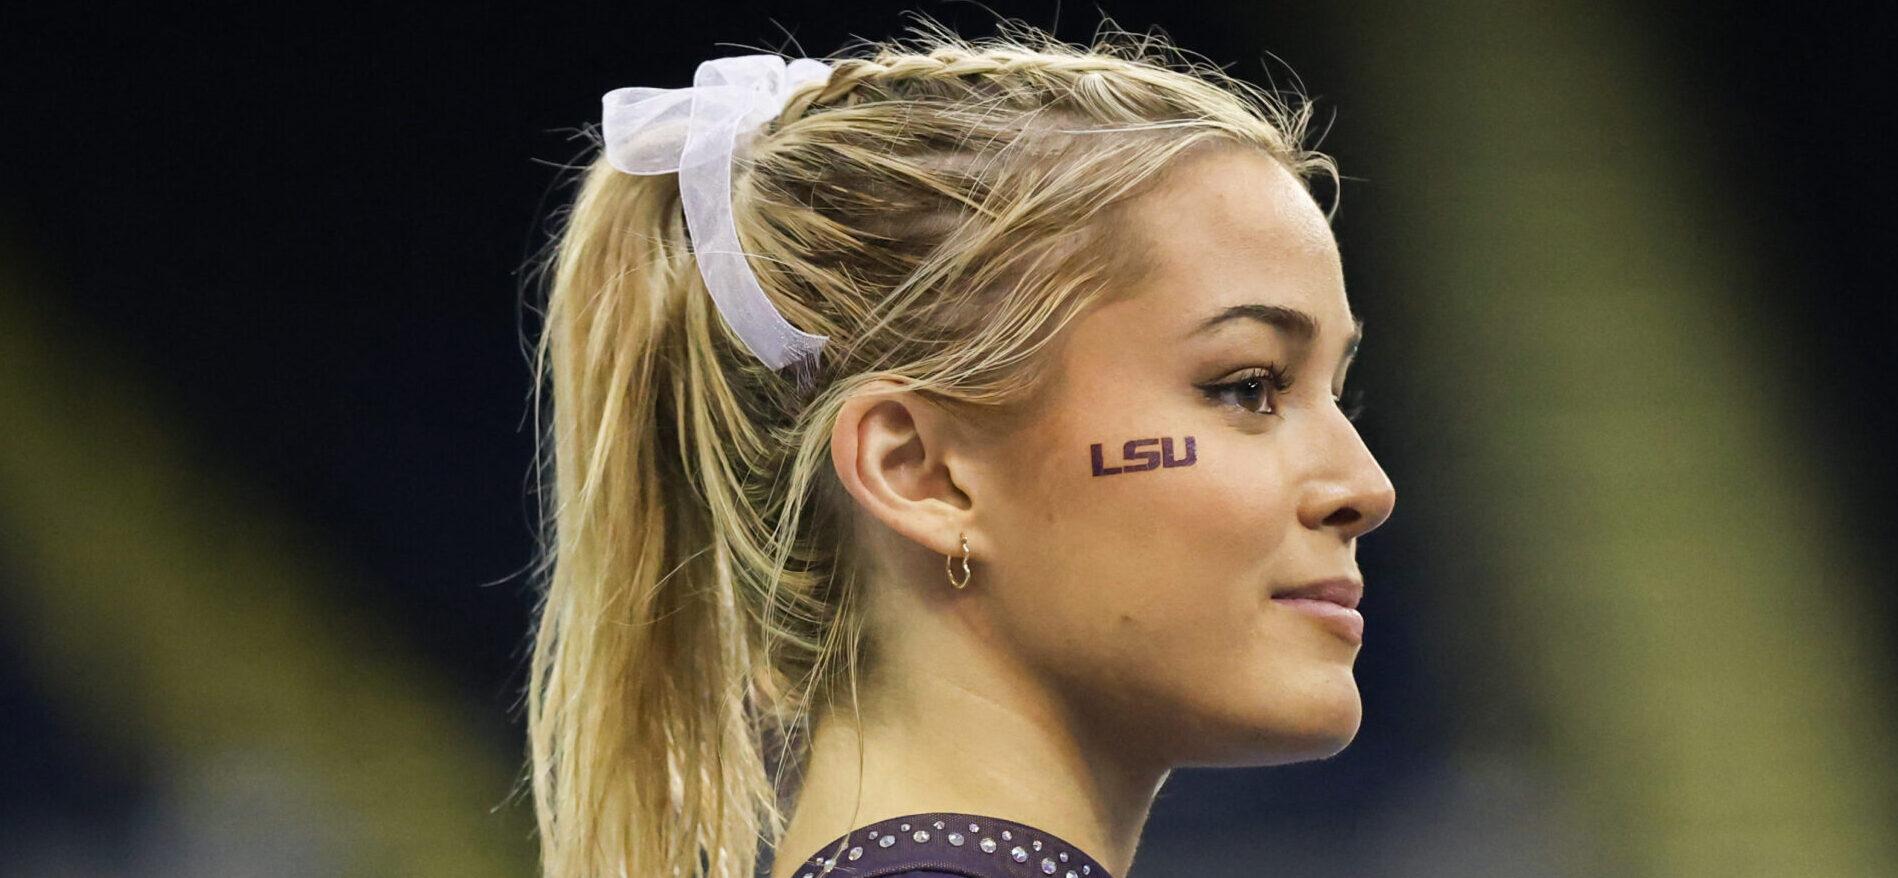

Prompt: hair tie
xmin=600 ymin=55 xmax=833 ymax=383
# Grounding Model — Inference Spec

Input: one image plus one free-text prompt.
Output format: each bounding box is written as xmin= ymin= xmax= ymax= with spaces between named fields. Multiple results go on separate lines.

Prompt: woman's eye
xmin=1202 ymin=365 xmax=1293 ymax=416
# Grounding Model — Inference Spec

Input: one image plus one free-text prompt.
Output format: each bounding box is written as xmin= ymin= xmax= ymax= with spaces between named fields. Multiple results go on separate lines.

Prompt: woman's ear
xmin=828 ymin=378 xmax=977 ymax=560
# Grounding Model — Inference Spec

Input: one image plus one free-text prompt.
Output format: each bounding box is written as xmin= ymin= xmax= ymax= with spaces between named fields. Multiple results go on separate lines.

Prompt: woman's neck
xmin=771 ymin=641 xmax=1169 ymax=878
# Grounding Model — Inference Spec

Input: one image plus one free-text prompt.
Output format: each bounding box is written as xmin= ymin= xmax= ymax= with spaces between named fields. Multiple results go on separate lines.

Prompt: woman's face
xmin=972 ymin=146 xmax=1396 ymax=769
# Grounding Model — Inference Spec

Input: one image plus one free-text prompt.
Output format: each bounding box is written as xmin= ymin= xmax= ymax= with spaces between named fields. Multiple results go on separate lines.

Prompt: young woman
xmin=524 ymin=19 xmax=1395 ymax=878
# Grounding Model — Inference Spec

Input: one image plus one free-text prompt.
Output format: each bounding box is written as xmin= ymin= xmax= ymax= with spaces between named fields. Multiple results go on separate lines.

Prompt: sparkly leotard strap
xmin=785 ymin=811 xmax=1114 ymax=878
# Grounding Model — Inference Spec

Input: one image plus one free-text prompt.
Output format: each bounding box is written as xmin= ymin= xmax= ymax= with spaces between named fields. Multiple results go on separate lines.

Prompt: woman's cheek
xmin=1084 ymin=431 xmax=1262 ymax=534
xmin=1077 ymin=433 xmax=1258 ymax=588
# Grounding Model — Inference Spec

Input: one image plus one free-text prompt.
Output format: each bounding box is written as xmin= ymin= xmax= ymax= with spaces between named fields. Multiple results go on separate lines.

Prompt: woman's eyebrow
xmin=1186 ymin=303 xmax=1365 ymax=365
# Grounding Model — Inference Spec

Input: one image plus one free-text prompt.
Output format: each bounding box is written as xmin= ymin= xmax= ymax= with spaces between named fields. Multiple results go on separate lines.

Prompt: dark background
xmin=2 ymin=2 xmax=1892 ymax=875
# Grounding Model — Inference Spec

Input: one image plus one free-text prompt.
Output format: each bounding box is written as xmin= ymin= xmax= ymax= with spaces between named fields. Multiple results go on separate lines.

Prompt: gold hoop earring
xmin=945 ymin=532 xmax=972 ymax=590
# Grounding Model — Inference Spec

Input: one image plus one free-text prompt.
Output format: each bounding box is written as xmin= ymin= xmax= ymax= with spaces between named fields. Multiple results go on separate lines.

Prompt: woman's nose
xmin=1300 ymin=422 xmax=1396 ymax=540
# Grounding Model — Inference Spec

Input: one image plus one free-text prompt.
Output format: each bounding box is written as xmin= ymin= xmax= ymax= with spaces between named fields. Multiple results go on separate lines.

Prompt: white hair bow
xmin=601 ymin=54 xmax=835 ymax=376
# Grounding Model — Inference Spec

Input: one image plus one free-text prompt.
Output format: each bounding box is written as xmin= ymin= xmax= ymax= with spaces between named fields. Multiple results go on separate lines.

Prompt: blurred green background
xmin=2 ymin=2 xmax=1892 ymax=876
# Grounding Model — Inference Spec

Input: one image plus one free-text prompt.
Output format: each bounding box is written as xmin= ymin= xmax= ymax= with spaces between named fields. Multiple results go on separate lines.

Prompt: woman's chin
xmin=1262 ymin=695 xmax=1362 ymax=764
xmin=1187 ymin=680 xmax=1364 ymax=767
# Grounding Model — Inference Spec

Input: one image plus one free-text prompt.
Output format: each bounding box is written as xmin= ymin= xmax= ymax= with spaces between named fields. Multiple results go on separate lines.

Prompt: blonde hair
xmin=522 ymin=15 xmax=1338 ymax=878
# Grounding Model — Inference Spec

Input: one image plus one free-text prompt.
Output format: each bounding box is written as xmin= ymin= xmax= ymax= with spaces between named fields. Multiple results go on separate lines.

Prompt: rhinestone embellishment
xmin=969 ymin=823 xmax=980 ymax=833
xmin=900 ymin=823 xmax=911 ymax=831
xmin=1067 ymin=872 xmax=1079 ymax=878
xmin=1033 ymin=840 xmax=1044 ymax=851
xmin=979 ymin=837 xmax=998 ymax=853
xmin=913 ymin=830 xmax=931 ymax=843
xmin=947 ymin=832 xmax=965 ymax=846
xmin=848 ymin=847 xmax=862 ymax=861
xmin=1002 ymin=830 xmax=1013 ymax=841
xmin=878 ymin=835 xmax=895 ymax=848
xmin=1060 ymin=852 xmax=1070 ymax=862
xmin=933 ymin=820 xmax=945 ymax=829
xmin=1042 ymin=857 xmax=1058 ymax=874
xmin=1011 ymin=845 xmax=1030 ymax=863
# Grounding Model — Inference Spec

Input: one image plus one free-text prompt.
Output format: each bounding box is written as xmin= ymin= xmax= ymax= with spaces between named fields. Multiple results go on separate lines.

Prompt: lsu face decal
xmin=1090 ymin=435 xmax=1196 ymax=476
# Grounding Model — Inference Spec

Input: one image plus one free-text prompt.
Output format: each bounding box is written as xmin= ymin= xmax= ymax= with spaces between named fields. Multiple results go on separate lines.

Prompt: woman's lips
xmin=1272 ymin=577 xmax=1362 ymax=608
xmin=1271 ymin=597 xmax=1365 ymax=644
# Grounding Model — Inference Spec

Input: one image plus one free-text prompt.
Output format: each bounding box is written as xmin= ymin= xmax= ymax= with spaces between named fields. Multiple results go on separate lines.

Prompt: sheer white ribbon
xmin=601 ymin=54 xmax=834 ymax=376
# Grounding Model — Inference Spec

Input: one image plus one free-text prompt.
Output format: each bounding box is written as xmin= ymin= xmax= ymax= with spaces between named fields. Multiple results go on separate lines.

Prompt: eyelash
xmin=1201 ymin=365 xmax=1368 ymax=422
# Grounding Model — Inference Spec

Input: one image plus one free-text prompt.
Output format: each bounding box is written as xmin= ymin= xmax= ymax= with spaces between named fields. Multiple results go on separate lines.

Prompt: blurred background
xmin=2 ymin=2 xmax=1893 ymax=876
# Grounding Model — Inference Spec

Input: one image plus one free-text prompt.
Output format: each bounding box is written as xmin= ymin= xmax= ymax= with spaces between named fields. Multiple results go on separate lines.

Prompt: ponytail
xmin=526 ymin=157 xmax=774 ymax=878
